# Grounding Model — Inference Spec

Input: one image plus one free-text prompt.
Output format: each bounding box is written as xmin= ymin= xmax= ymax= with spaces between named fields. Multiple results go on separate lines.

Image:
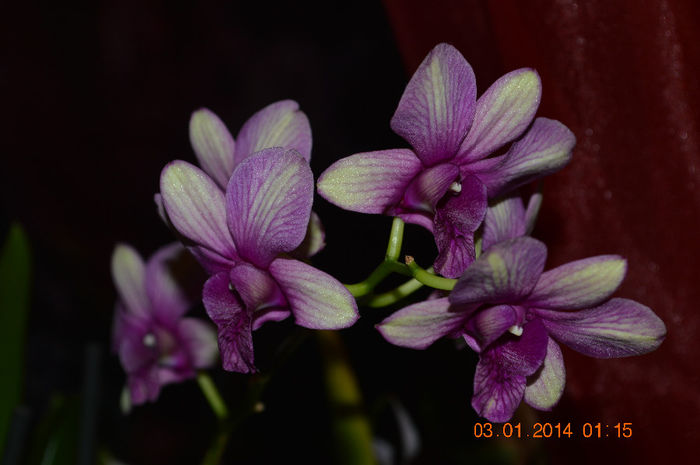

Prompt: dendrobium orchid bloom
xmin=111 ymin=243 xmax=218 ymax=405
xmin=156 ymin=101 xmax=324 ymax=268
xmin=160 ymin=148 xmax=359 ymax=373
xmin=377 ymin=236 xmax=666 ymax=422
xmin=317 ymin=43 xmax=575 ymax=278
xmin=189 ymin=101 xmax=324 ymax=259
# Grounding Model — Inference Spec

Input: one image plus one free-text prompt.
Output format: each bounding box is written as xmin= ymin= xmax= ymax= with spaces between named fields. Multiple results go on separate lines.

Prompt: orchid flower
xmin=159 ymin=148 xmax=359 ymax=373
xmin=377 ymin=236 xmax=666 ymax=422
xmin=190 ymin=101 xmax=324 ymax=257
xmin=317 ymin=43 xmax=575 ymax=278
xmin=111 ymin=243 xmax=218 ymax=405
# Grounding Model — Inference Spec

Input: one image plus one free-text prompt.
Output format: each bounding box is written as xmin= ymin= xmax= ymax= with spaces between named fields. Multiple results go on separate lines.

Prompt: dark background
xmin=1 ymin=0 xmax=698 ymax=463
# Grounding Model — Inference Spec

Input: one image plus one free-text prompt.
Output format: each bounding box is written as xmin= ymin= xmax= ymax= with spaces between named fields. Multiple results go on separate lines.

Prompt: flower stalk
xmin=197 ymin=372 xmax=229 ymax=422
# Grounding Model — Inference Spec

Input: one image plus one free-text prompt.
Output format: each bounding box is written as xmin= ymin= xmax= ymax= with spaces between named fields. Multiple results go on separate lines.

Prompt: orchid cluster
xmin=112 ymin=43 xmax=666 ymax=425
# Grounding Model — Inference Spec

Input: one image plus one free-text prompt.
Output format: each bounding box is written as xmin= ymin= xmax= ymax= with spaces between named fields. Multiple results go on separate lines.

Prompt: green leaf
xmin=0 ymin=223 xmax=32 ymax=455
xmin=26 ymin=395 xmax=80 ymax=465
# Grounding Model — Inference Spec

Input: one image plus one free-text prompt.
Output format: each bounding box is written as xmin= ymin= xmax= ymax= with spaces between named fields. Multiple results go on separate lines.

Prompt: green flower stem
xmin=345 ymin=257 xmax=410 ymax=297
xmin=345 ymin=218 xmax=409 ymax=297
xmin=405 ymin=256 xmax=457 ymax=291
xmin=197 ymin=372 xmax=229 ymax=422
xmin=366 ymin=277 xmax=424 ymax=308
xmin=385 ymin=217 xmax=404 ymax=261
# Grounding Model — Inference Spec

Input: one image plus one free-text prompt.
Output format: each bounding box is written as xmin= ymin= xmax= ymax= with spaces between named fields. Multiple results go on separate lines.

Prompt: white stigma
xmin=142 ymin=333 xmax=157 ymax=348
xmin=449 ymin=181 xmax=462 ymax=194
xmin=508 ymin=325 xmax=524 ymax=337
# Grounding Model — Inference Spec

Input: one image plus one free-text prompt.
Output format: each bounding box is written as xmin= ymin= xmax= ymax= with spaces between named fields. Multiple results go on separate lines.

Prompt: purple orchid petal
xmin=457 ymin=69 xmax=541 ymax=164
xmin=471 ymin=318 xmax=549 ymax=422
xmin=474 ymin=117 xmax=576 ymax=198
xmin=482 ymin=195 xmax=526 ymax=251
xmin=401 ymin=162 xmax=459 ymax=213
xmin=268 ymin=258 xmax=358 ymax=329
xmin=235 ymin=100 xmax=312 ymax=165
xmin=450 ymin=237 xmax=547 ymax=307
xmin=202 ymin=272 xmax=256 ymax=373
xmin=433 ymin=175 xmax=487 ymax=278
xmin=467 ymin=305 xmax=520 ymax=348
xmin=186 ymin=245 xmax=236 ymax=275
xmin=178 ymin=317 xmax=219 ymax=369
xmin=497 ymin=317 xmax=549 ymax=374
xmin=390 ymin=43 xmax=476 ymax=166
xmin=472 ymin=318 xmax=549 ymax=420
xmin=226 ymin=148 xmax=313 ymax=268
xmin=524 ymin=337 xmax=565 ymax=411
xmin=396 ymin=212 xmax=435 ymax=233
xmin=472 ymin=358 xmax=526 ymax=423
xmin=524 ymin=191 xmax=542 ymax=235
xmin=127 ymin=368 xmax=160 ymax=405
xmin=145 ymin=243 xmax=203 ymax=323
xmin=536 ymin=298 xmax=667 ymax=358
xmin=160 ymin=161 xmax=238 ymax=261
xmin=112 ymin=244 xmax=149 ymax=319
xmin=527 ymin=256 xmax=627 ymax=310
xmin=291 ymin=211 xmax=326 ymax=259
xmin=189 ymin=108 xmax=236 ymax=189
xmin=229 ymin=263 xmax=287 ymax=313
xmin=317 ymin=149 xmax=422 ymax=214
xmin=376 ymin=298 xmax=467 ymax=349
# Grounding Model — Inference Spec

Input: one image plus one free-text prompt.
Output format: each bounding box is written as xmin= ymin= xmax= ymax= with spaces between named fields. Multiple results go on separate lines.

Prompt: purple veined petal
xmin=401 ymin=162 xmax=459 ymax=213
xmin=395 ymin=211 xmax=435 ymax=233
xmin=189 ymin=108 xmax=236 ymax=189
xmin=526 ymin=255 xmax=627 ymax=310
xmin=235 ymin=100 xmax=313 ymax=164
xmin=226 ymin=148 xmax=313 ymax=268
xmin=112 ymin=244 xmax=150 ymax=319
xmin=472 ymin=318 xmax=549 ymax=422
xmin=252 ymin=307 xmax=291 ymax=331
xmin=474 ymin=118 xmax=576 ymax=199
xmin=291 ymin=210 xmax=326 ymax=259
xmin=145 ymin=243 xmax=204 ymax=323
xmin=472 ymin=356 xmax=526 ymax=423
xmin=317 ymin=149 xmax=422 ymax=214
xmin=268 ymin=258 xmax=358 ymax=329
xmin=433 ymin=175 xmax=487 ymax=278
xmin=202 ymin=272 xmax=256 ymax=373
xmin=178 ymin=317 xmax=219 ymax=369
xmin=466 ymin=304 xmax=520 ymax=348
xmin=450 ymin=237 xmax=547 ymax=307
xmin=524 ymin=191 xmax=542 ymax=235
xmin=391 ymin=43 xmax=477 ymax=166
xmin=160 ymin=161 xmax=238 ymax=260
xmin=524 ymin=337 xmax=565 ymax=411
xmin=497 ymin=317 xmax=549 ymax=375
xmin=457 ymin=69 xmax=541 ymax=164
xmin=482 ymin=195 xmax=526 ymax=251
xmin=536 ymin=298 xmax=667 ymax=358
xmin=186 ymin=245 xmax=236 ymax=275
xmin=376 ymin=298 xmax=467 ymax=349
xmin=229 ymin=263 xmax=287 ymax=313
